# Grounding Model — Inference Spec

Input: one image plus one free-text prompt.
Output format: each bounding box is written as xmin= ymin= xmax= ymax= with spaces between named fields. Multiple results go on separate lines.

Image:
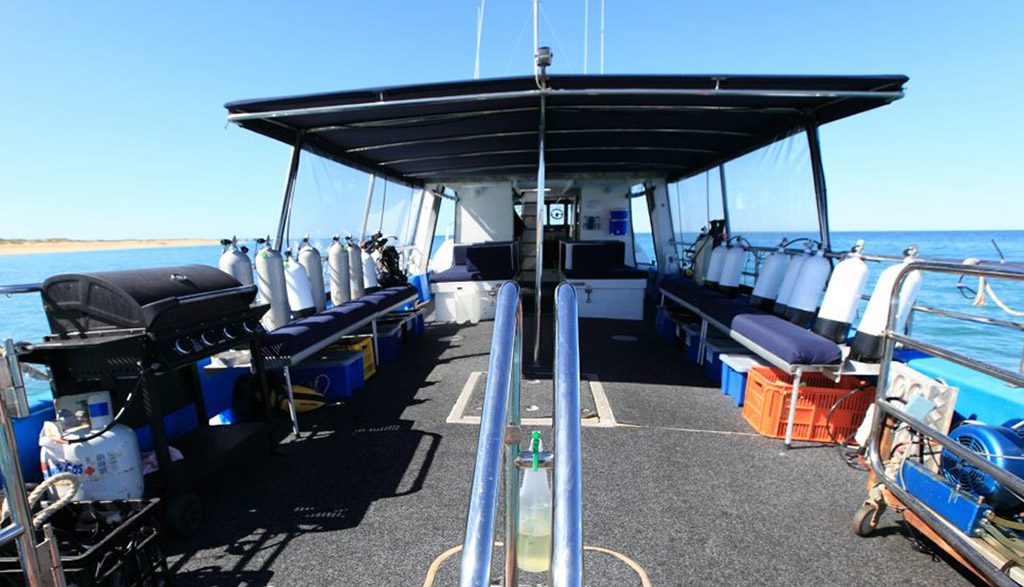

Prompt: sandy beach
xmin=0 ymin=239 xmax=218 ymax=256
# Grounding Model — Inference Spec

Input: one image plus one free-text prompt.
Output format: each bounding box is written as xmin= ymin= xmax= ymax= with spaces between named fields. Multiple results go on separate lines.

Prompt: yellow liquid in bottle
xmin=517 ymin=525 xmax=552 ymax=572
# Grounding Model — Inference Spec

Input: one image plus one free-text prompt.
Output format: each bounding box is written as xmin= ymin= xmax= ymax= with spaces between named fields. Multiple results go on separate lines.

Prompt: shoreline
xmin=0 ymin=239 xmax=218 ymax=256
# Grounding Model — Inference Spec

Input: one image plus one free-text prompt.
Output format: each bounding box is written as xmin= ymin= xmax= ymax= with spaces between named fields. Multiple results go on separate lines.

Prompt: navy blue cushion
xmin=701 ymin=297 xmax=761 ymax=329
xmin=452 ymin=245 xmax=469 ymax=266
xmin=261 ymin=314 xmax=343 ymax=359
xmin=465 ymin=243 xmax=515 ymax=273
xmin=563 ymin=266 xmax=647 ymax=280
xmin=569 ymin=242 xmax=624 ymax=273
xmin=732 ymin=313 xmax=842 ymax=366
xmin=432 ymin=266 xmax=515 ymax=283
xmin=661 ymin=275 xmax=719 ymax=307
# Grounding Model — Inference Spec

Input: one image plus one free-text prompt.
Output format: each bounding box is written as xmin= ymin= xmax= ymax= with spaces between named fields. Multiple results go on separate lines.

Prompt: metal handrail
xmin=459 ymin=281 xmax=522 ymax=587
xmin=552 ymin=284 xmax=583 ymax=586
xmin=867 ymin=259 xmax=1024 ymax=586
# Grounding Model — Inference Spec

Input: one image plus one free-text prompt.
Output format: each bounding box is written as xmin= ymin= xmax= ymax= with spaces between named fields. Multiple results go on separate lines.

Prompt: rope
xmin=963 ymin=258 xmax=1024 ymax=316
xmin=1 ymin=472 xmax=80 ymax=529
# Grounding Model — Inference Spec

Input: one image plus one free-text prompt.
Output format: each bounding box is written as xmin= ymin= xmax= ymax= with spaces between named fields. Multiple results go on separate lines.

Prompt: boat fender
xmin=813 ymin=240 xmax=869 ymax=343
xmin=850 ymin=245 xmax=923 ymax=362
xmin=328 ymin=236 xmax=352 ymax=306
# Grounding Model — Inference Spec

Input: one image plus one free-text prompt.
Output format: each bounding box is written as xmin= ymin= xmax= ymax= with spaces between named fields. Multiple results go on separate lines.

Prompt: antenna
xmin=533 ymin=0 xmax=540 ymax=76
xmin=474 ymin=0 xmax=486 ymax=79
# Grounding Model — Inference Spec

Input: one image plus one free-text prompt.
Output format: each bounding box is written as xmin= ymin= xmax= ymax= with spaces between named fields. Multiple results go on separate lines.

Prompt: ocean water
xmin=4 ymin=233 xmax=1024 ymax=400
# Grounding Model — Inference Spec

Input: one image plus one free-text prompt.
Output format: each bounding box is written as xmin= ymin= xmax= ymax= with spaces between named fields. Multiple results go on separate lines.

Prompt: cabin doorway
xmin=515 ymin=188 xmax=580 ymax=313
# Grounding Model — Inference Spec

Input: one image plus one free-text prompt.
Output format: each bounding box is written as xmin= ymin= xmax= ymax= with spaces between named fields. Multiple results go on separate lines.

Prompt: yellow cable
xmin=422 ymin=542 xmax=652 ymax=586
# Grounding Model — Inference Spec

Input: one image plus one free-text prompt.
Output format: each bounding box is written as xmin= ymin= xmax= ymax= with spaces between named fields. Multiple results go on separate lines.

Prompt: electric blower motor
xmin=940 ymin=423 xmax=1024 ymax=511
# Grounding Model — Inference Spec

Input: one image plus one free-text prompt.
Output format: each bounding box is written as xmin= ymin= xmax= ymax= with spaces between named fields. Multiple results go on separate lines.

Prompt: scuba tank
xmin=691 ymin=219 xmax=725 ymax=281
xmin=328 ymin=236 xmax=352 ymax=306
xmin=772 ymin=246 xmax=810 ymax=317
xmin=298 ymin=237 xmax=326 ymax=312
xmin=782 ymin=247 xmax=832 ymax=327
xmin=813 ymin=240 xmax=869 ymax=343
xmin=517 ymin=431 xmax=552 ymax=573
xmin=255 ymin=237 xmax=291 ymax=331
xmin=704 ymin=239 xmax=729 ymax=288
xmin=348 ymin=239 xmax=366 ymax=298
xmin=750 ymin=240 xmax=790 ymax=311
xmin=218 ymin=236 xmax=253 ymax=286
xmin=718 ymin=238 xmax=747 ymax=296
xmin=850 ymin=245 xmax=923 ymax=362
xmin=362 ymin=249 xmax=379 ymax=289
xmin=284 ymin=250 xmax=315 ymax=318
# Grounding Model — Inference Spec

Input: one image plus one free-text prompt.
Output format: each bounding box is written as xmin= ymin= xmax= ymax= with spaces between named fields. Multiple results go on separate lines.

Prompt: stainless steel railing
xmin=458 ymin=281 xmax=584 ymax=586
xmin=551 ymin=284 xmax=583 ymax=586
xmin=866 ymin=260 xmax=1024 ymax=587
xmin=459 ymin=281 xmax=523 ymax=587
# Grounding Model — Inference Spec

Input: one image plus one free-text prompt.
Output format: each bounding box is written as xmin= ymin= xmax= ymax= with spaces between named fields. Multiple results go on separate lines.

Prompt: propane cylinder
xmin=782 ymin=248 xmax=832 ymax=327
xmin=718 ymin=241 xmax=747 ymax=296
xmin=349 ymin=243 xmax=366 ymax=298
xmin=328 ymin=236 xmax=352 ymax=306
xmin=39 ymin=391 xmax=144 ymax=501
xmin=772 ymin=249 xmax=809 ymax=317
xmin=704 ymin=241 xmax=729 ymax=287
xmin=362 ymin=250 xmax=379 ymax=289
xmin=284 ymin=250 xmax=315 ymax=317
xmin=298 ymin=238 xmax=326 ymax=311
xmin=850 ymin=246 xmax=923 ymax=362
xmin=750 ymin=243 xmax=790 ymax=311
xmin=218 ymin=237 xmax=253 ymax=286
xmin=255 ymin=237 xmax=291 ymax=330
xmin=813 ymin=241 xmax=870 ymax=343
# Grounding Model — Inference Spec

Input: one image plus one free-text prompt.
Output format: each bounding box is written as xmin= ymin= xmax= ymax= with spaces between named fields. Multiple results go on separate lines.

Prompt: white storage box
xmin=430 ymin=280 xmax=502 ymax=323
xmin=563 ymin=277 xmax=645 ymax=320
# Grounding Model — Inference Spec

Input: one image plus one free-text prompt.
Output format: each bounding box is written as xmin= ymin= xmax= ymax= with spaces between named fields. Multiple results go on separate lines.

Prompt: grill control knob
xmin=241 ymin=320 xmax=259 ymax=335
xmin=173 ymin=338 xmax=190 ymax=356
xmin=222 ymin=326 xmax=237 ymax=341
xmin=200 ymin=332 xmax=218 ymax=347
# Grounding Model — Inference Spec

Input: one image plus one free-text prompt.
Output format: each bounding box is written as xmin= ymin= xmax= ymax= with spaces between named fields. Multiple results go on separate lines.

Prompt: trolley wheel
xmin=852 ymin=502 xmax=881 ymax=537
xmin=165 ymin=492 xmax=203 ymax=539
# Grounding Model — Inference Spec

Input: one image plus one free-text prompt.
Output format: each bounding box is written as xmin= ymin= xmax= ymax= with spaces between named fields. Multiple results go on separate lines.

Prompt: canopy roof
xmin=226 ymin=74 xmax=907 ymax=187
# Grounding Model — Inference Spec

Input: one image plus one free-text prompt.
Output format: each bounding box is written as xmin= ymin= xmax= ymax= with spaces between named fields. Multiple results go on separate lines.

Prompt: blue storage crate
xmin=681 ymin=323 xmax=702 ymax=364
xmin=376 ymin=324 xmax=403 ymax=364
xmin=13 ymin=396 xmax=56 ymax=482
xmin=720 ymin=354 xmax=763 ymax=407
xmin=703 ymin=339 xmax=746 ymax=383
xmin=291 ymin=349 xmax=364 ymax=399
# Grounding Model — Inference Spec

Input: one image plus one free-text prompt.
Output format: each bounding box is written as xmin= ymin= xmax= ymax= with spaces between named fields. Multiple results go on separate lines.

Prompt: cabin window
xmin=365 ymin=179 xmax=414 ymax=246
xmin=668 ymin=170 xmax=725 ymax=258
xmin=286 ymin=152 xmax=374 ymax=253
xmin=430 ymin=192 xmax=456 ymax=261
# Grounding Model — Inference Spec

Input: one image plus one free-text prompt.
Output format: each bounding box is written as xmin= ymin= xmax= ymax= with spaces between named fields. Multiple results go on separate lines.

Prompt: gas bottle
xmin=773 ymin=248 xmax=810 ymax=317
xmin=348 ymin=242 xmax=366 ymax=298
xmin=362 ymin=250 xmax=379 ymax=289
xmin=704 ymin=241 xmax=729 ymax=288
xmin=850 ymin=246 xmax=923 ymax=362
xmin=284 ymin=250 xmax=315 ymax=317
xmin=718 ymin=240 xmax=748 ymax=296
xmin=782 ymin=248 xmax=832 ymax=327
xmin=813 ymin=241 xmax=870 ymax=343
xmin=298 ymin=237 xmax=326 ymax=311
xmin=750 ymin=242 xmax=790 ymax=311
xmin=217 ymin=236 xmax=253 ymax=285
xmin=328 ymin=236 xmax=352 ymax=306
xmin=39 ymin=391 xmax=144 ymax=501
xmin=255 ymin=237 xmax=291 ymax=330
xmin=517 ymin=431 xmax=552 ymax=573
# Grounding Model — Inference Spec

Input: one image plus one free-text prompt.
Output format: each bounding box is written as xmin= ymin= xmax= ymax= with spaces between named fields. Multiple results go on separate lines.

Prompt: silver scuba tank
xmin=254 ymin=237 xmax=291 ymax=331
xmin=348 ymin=239 xmax=366 ymax=298
xmin=218 ymin=236 xmax=253 ymax=286
xmin=298 ymin=237 xmax=326 ymax=312
xmin=328 ymin=236 xmax=352 ymax=306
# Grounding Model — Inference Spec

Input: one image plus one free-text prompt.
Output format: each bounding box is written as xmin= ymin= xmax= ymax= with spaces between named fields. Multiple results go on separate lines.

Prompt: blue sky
xmin=1 ymin=1 xmax=1021 ymax=239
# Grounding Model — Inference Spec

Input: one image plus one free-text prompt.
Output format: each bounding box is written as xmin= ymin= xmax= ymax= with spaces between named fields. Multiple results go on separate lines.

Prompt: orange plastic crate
xmin=741 ymin=367 xmax=874 ymax=443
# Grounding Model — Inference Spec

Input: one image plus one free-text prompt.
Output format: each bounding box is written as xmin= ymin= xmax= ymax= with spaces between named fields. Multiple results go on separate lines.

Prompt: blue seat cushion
xmin=261 ymin=314 xmax=343 ymax=359
xmin=432 ymin=266 xmax=515 ymax=283
xmin=731 ymin=313 xmax=842 ymax=366
xmin=465 ymin=243 xmax=516 ymax=274
xmin=660 ymin=275 xmax=720 ymax=307
xmin=563 ymin=266 xmax=647 ymax=280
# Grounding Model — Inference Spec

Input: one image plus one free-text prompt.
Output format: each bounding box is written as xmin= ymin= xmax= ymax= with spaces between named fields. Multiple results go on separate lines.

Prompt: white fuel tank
xmin=298 ymin=238 xmax=326 ymax=312
xmin=255 ymin=238 xmax=291 ymax=330
xmin=850 ymin=248 xmax=923 ymax=362
xmin=704 ymin=242 xmax=729 ymax=287
xmin=349 ymin=244 xmax=366 ymax=298
xmin=750 ymin=246 xmax=790 ymax=310
xmin=328 ymin=236 xmax=351 ymax=306
xmin=813 ymin=242 xmax=870 ymax=343
xmin=284 ymin=251 xmax=315 ymax=316
xmin=782 ymin=249 xmax=832 ymax=326
xmin=362 ymin=250 xmax=379 ymax=289
xmin=217 ymin=237 xmax=253 ymax=286
xmin=718 ymin=243 xmax=747 ymax=295
xmin=773 ymin=251 xmax=809 ymax=316
xmin=39 ymin=392 xmax=144 ymax=501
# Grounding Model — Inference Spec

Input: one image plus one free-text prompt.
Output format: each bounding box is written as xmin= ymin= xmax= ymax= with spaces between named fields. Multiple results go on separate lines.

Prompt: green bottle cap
xmin=531 ymin=431 xmax=541 ymax=471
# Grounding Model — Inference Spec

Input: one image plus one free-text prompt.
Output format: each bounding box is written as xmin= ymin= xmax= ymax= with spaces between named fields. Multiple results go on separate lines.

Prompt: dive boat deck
xmin=166 ymin=309 xmax=976 ymax=586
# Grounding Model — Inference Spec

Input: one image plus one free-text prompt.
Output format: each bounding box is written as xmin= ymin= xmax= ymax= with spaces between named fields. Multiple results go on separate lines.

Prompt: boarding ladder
xmin=458 ymin=282 xmax=584 ymax=586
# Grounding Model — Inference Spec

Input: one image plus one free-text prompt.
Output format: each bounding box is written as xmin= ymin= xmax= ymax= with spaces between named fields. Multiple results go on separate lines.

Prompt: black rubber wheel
xmin=165 ymin=493 xmax=203 ymax=539
xmin=852 ymin=502 xmax=879 ymax=537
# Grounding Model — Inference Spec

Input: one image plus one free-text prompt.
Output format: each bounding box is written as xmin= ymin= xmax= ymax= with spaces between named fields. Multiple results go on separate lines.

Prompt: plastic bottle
xmin=517 ymin=431 xmax=552 ymax=573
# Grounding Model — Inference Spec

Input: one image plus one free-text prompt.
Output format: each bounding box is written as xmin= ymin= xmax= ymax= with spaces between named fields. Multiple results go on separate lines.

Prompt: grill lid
xmin=41 ymin=265 xmax=256 ymax=335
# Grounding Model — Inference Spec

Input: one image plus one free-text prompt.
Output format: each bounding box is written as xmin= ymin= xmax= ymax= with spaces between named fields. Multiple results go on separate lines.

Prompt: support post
xmin=276 ymin=133 xmax=304 ymax=250
xmin=532 ymin=92 xmax=547 ymax=367
xmin=282 ymin=366 xmax=300 ymax=436
xmin=784 ymin=368 xmax=803 ymax=448
xmin=503 ymin=303 xmax=523 ymax=587
xmin=359 ymin=175 xmax=377 ymax=244
xmin=718 ymin=165 xmax=730 ymax=236
xmin=806 ymin=125 xmax=831 ymax=251
xmin=371 ymin=318 xmax=381 ymax=368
